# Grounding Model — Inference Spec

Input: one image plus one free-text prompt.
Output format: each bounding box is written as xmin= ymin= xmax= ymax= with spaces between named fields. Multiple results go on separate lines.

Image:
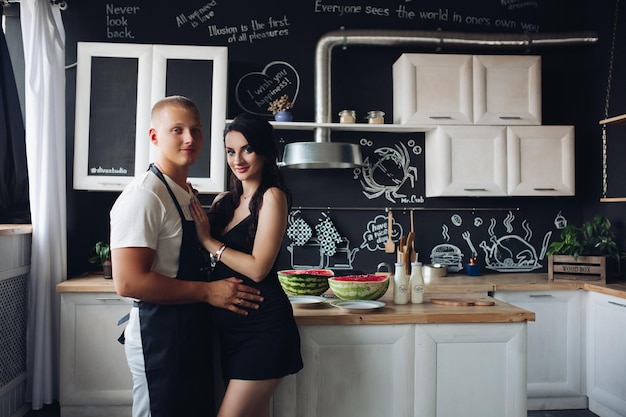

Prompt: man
xmin=111 ymin=96 xmax=263 ymax=417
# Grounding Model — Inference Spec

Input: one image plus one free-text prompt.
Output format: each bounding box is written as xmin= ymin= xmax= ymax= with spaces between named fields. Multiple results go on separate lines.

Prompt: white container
xmin=409 ymin=261 xmax=424 ymax=304
xmin=393 ymin=262 xmax=409 ymax=305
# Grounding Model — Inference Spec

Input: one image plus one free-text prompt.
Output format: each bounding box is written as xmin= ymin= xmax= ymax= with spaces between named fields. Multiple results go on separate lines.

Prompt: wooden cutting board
xmin=430 ymin=297 xmax=496 ymax=306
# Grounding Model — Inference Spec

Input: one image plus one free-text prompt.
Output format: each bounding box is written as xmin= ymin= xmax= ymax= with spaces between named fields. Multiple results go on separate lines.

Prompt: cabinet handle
xmin=499 ymin=116 xmax=522 ymax=120
xmin=529 ymin=294 xmax=553 ymax=298
xmin=609 ymin=300 xmax=626 ymax=308
xmin=533 ymin=187 xmax=557 ymax=191
xmin=429 ymin=116 xmax=452 ymax=119
xmin=464 ymin=188 xmax=487 ymax=191
xmin=95 ymin=297 xmax=121 ymax=301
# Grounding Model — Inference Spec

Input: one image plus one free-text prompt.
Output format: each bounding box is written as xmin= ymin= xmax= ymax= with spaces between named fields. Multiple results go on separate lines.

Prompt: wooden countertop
xmin=0 ymin=224 xmax=33 ymax=236
xmin=56 ymin=273 xmax=626 ymax=325
xmin=294 ymin=292 xmax=534 ymax=325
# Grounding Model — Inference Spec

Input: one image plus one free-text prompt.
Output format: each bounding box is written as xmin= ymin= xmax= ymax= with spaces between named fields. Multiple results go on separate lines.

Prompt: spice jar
xmin=338 ymin=110 xmax=356 ymax=124
xmin=366 ymin=110 xmax=385 ymax=124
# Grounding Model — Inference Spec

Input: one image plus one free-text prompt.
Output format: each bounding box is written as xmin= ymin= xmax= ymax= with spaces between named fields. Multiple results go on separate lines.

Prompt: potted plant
xmin=546 ymin=215 xmax=623 ymax=283
xmin=268 ymin=94 xmax=294 ymax=122
xmin=88 ymin=241 xmax=112 ymax=279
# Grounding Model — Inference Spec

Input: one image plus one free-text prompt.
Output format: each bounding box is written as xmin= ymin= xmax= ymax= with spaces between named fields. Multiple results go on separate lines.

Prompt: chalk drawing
xmin=235 ymin=61 xmax=300 ymax=115
xmin=285 ymin=210 xmax=359 ymax=270
xmin=355 ymin=141 xmax=420 ymax=203
xmin=360 ymin=213 xmax=403 ymax=252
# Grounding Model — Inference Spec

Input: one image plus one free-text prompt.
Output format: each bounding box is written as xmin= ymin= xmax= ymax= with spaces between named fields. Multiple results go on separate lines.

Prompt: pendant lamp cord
xmin=602 ymin=0 xmax=621 ymax=199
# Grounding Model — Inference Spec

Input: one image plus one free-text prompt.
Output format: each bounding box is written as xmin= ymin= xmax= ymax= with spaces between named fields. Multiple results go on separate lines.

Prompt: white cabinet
xmin=73 ymin=42 xmax=227 ymax=192
xmin=425 ymin=125 xmax=575 ymax=197
xmin=493 ymin=290 xmax=586 ymax=410
xmin=59 ymin=292 xmax=133 ymax=417
xmin=507 ymin=125 xmax=575 ymax=196
xmin=393 ymin=53 xmax=541 ymax=125
xmin=392 ymin=53 xmax=474 ymax=125
xmin=425 ymin=125 xmax=508 ymax=196
xmin=586 ymin=291 xmax=626 ymax=417
xmin=272 ymin=323 xmax=528 ymax=417
xmin=473 ymin=55 xmax=541 ymax=125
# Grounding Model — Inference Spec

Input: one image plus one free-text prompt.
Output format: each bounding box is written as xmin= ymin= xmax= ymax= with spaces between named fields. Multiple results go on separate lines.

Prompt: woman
xmin=190 ymin=113 xmax=303 ymax=417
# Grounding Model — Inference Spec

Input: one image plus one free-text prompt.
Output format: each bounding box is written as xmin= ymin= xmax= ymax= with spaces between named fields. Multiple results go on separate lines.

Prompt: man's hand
xmin=206 ymin=277 xmax=263 ymax=315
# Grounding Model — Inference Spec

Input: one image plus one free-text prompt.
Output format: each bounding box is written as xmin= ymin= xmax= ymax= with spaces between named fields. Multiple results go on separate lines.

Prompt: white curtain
xmin=20 ymin=0 xmax=66 ymax=409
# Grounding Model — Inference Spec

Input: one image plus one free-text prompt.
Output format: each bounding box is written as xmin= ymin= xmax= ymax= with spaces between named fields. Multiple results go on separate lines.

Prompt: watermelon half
xmin=328 ymin=274 xmax=390 ymax=300
xmin=277 ymin=269 xmax=334 ymax=296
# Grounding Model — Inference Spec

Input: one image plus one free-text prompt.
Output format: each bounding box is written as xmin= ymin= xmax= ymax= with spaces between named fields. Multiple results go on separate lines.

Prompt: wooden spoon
xmin=385 ymin=210 xmax=395 ymax=253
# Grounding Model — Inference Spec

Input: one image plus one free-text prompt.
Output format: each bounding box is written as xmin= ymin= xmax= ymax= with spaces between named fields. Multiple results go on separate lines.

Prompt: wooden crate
xmin=548 ymin=255 xmax=610 ymax=283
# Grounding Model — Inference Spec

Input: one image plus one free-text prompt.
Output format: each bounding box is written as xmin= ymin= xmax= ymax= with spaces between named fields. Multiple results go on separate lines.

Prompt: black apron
xmin=136 ymin=164 xmax=215 ymax=417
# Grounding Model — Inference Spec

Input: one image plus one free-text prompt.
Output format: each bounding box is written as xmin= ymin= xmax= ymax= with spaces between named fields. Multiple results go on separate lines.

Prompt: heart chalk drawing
xmin=235 ymin=61 xmax=300 ymax=115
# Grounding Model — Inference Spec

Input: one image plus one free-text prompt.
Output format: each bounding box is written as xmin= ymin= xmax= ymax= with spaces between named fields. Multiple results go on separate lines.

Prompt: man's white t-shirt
xmin=110 ymin=169 xmax=195 ymax=347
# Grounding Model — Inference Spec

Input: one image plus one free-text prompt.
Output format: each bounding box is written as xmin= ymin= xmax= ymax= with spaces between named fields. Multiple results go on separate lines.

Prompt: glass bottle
xmin=338 ymin=109 xmax=356 ymax=124
xmin=393 ymin=262 xmax=409 ymax=305
xmin=366 ymin=110 xmax=385 ymax=124
xmin=409 ymin=261 xmax=424 ymax=304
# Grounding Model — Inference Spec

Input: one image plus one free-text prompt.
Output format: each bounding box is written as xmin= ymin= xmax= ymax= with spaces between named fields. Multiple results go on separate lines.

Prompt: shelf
xmin=599 ymin=114 xmax=626 ymax=125
xmin=600 ymin=197 xmax=626 ymax=203
xmin=226 ymin=120 xmax=436 ymax=133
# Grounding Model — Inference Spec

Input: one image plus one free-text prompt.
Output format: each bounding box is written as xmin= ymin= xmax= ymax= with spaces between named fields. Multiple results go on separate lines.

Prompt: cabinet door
xmin=60 ymin=293 xmax=133 ymax=407
xmin=393 ymin=53 xmax=473 ymax=125
xmin=473 ymin=55 xmax=541 ymax=125
xmin=272 ymin=325 xmax=414 ymax=417
xmin=425 ymin=126 xmax=507 ymax=196
xmin=150 ymin=45 xmax=227 ymax=193
xmin=73 ymin=42 xmax=153 ymax=191
xmin=507 ymin=126 xmax=575 ymax=196
xmin=586 ymin=291 xmax=626 ymax=417
xmin=494 ymin=290 xmax=586 ymax=410
xmin=73 ymin=43 xmax=227 ymax=193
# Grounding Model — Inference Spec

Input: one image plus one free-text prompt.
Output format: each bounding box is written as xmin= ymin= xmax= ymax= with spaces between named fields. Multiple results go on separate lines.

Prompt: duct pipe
xmin=282 ymin=29 xmax=599 ymax=168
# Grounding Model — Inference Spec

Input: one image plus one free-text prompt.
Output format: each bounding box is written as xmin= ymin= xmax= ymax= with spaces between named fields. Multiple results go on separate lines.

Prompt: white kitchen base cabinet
xmin=493 ymin=290 xmax=586 ymax=410
xmin=586 ymin=291 xmax=626 ymax=417
xmin=272 ymin=323 xmax=528 ymax=417
xmin=59 ymin=292 xmax=133 ymax=417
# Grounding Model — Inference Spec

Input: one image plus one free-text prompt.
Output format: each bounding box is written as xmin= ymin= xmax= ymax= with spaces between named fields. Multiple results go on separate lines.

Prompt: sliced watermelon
xmin=331 ymin=274 xmax=388 ymax=282
xmin=278 ymin=269 xmax=333 ymax=296
xmin=328 ymin=275 xmax=390 ymax=300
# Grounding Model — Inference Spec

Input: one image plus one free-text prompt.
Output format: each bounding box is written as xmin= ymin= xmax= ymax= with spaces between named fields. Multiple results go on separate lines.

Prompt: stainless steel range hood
xmin=280 ymin=141 xmax=363 ymax=169
xmin=280 ymin=29 xmax=598 ymax=169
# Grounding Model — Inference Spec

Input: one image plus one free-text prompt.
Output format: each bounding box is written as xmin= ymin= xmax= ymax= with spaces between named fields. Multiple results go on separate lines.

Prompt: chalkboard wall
xmin=62 ymin=0 xmax=626 ymax=277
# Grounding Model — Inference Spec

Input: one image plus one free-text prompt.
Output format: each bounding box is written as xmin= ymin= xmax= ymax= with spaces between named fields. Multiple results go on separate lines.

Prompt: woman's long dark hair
xmin=210 ymin=113 xmax=292 ymax=247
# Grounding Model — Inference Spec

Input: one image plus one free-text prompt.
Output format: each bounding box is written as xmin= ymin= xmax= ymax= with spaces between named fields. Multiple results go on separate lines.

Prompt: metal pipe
xmin=313 ymin=29 xmax=599 ymax=142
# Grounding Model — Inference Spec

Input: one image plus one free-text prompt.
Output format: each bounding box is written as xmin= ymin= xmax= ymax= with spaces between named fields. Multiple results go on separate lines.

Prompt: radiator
xmin=0 ymin=233 xmax=31 ymax=417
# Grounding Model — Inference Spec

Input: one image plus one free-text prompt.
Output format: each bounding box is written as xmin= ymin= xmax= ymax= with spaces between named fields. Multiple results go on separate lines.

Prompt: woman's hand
xmin=189 ymin=197 xmax=212 ymax=247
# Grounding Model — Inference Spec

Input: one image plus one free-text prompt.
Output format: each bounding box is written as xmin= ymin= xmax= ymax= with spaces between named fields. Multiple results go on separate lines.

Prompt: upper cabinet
xmin=425 ymin=125 xmax=508 ymax=197
xmin=473 ymin=55 xmax=541 ymax=125
xmin=507 ymin=125 xmax=575 ymax=196
xmin=73 ymin=42 xmax=227 ymax=192
xmin=392 ymin=53 xmax=541 ymax=126
xmin=426 ymin=125 xmax=574 ymax=197
xmin=392 ymin=54 xmax=473 ymax=125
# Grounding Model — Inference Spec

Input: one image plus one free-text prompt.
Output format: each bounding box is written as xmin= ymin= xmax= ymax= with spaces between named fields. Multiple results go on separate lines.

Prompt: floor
xmin=22 ymin=402 xmax=601 ymax=417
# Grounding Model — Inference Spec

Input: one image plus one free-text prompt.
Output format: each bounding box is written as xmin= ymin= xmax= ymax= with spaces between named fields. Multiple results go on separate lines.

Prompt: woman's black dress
xmin=210 ymin=216 xmax=303 ymax=380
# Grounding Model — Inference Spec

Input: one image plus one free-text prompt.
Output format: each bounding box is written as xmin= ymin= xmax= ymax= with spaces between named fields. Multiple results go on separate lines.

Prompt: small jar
xmin=366 ymin=110 xmax=385 ymax=124
xmin=338 ymin=110 xmax=356 ymax=124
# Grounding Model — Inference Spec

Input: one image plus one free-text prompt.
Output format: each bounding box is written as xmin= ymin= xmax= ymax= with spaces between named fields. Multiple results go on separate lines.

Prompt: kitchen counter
xmin=0 ymin=224 xmax=32 ymax=236
xmin=58 ymin=271 xmax=626 ymax=299
xmin=67 ymin=272 xmax=621 ymax=417
xmin=57 ymin=275 xmax=536 ymax=323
